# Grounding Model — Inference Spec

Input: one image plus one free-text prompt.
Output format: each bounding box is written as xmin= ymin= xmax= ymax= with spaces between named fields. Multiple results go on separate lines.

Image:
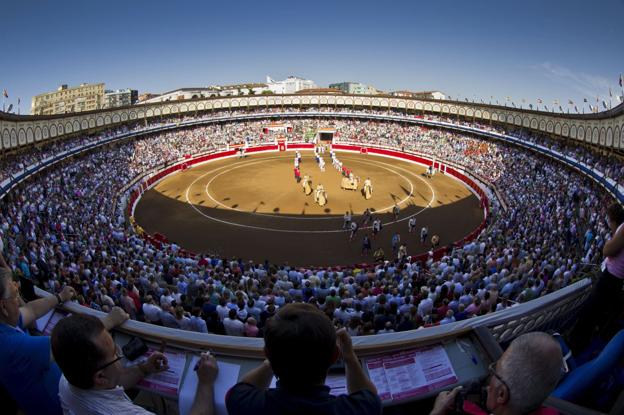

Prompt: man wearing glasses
xmin=0 ymin=250 xmax=79 ymax=415
xmin=51 ymin=313 xmax=219 ymax=415
xmin=430 ymin=332 xmax=563 ymax=415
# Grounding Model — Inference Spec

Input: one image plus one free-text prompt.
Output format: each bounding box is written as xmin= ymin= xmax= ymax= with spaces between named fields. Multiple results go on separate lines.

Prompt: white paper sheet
xmin=179 ymin=357 xmax=240 ymax=415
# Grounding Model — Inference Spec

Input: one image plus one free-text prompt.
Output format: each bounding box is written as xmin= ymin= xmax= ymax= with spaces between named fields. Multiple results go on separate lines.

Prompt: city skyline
xmin=2 ymin=0 xmax=623 ymax=114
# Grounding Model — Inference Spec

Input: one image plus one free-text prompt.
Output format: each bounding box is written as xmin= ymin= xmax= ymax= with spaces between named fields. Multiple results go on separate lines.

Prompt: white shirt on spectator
xmin=59 ymin=375 xmax=153 ymax=415
xmin=223 ymin=317 xmax=245 ymax=336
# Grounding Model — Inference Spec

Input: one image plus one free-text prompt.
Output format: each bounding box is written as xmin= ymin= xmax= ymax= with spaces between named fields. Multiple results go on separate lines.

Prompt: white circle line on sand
xmin=182 ymin=154 xmax=438 ymax=233
xmin=203 ymin=156 xmax=416 ymax=219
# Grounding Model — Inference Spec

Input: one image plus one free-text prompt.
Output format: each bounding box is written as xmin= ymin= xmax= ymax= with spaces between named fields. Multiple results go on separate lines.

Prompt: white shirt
xmin=59 ymin=375 xmax=154 ymax=415
xmin=142 ymin=303 xmax=161 ymax=323
xmin=223 ymin=317 xmax=245 ymax=336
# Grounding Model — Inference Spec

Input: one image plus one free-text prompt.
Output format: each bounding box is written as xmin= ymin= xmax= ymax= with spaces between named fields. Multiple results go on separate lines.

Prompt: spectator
xmin=51 ymin=313 xmax=219 ymax=414
xmin=429 ymin=332 xmax=562 ymax=415
xmin=0 ymin=266 xmax=76 ymax=414
xmin=570 ymin=202 xmax=624 ymax=352
xmin=223 ymin=308 xmax=244 ymax=336
xmin=225 ymin=303 xmax=382 ymax=415
xmin=244 ymin=317 xmax=259 ymax=337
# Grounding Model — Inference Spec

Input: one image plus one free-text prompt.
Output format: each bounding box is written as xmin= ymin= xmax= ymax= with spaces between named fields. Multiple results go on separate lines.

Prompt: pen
xmin=457 ymin=340 xmax=478 ymax=365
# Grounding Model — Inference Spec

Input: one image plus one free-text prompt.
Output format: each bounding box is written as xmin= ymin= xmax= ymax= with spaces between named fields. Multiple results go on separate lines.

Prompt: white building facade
xmin=266 ymin=76 xmax=317 ymax=94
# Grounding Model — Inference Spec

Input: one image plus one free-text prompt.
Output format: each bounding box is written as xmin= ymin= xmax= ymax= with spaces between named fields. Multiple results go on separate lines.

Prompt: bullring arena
xmin=135 ymin=150 xmax=483 ymax=265
xmin=1 ymin=97 xmax=624 ymax=413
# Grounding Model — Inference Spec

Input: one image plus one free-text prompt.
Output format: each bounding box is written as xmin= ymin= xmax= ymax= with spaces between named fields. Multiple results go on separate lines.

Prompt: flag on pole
xmin=609 ymin=87 xmax=612 ymax=97
xmin=583 ymin=98 xmax=588 ymax=103
xmin=7 ymin=104 xmax=12 ymax=113
xmin=603 ymin=100 xmax=608 ymax=109
xmin=2 ymin=89 xmax=7 ymax=98
xmin=559 ymin=105 xmax=563 ymax=112
xmin=537 ymin=98 xmax=543 ymax=103
xmin=620 ymin=74 xmax=623 ymax=87
xmin=568 ymin=99 xmax=573 ymax=105
xmin=17 ymin=98 xmax=20 ymax=105
xmin=574 ymin=105 xmax=579 ymax=113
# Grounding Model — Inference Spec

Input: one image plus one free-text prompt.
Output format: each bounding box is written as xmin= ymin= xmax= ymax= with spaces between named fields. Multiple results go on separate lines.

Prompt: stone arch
xmin=2 ymin=129 xmax=9 ymax=148
xmin=50 ymin=124 xmax=58 ymax=137
xmin=491 ymin=113 xmax=499 ymax=121
xmin=163 ymin=106 xmax=172 ymax=115
xmin=424 ymin=103 xmax=432 ymax=111
xmin=561 ymin=124 xmax=569 ymax=137
xmin=522 ymin=116 xmax=530 ymax=127
xmin=620 ymin=125 xmax=624 ymax=149
xmin=58 ymin=123 xmax=64 ymax=135
xmin=73 ymin=120 xmax=80 ymax=132
xmin=606 ymin=127 xmax=613 ymax=147
xmin=539 ymin=119 xmax=546 ymax=131
xmin=170 ymin=105 xmax=178 ymax=114
xmin=450 ymin=106 xmax=458 ymax=114
xmin=81 ymin=119 xmax=88 ymax=130
xmin=506 ymin=114 xmax=514 ymax=123
xmin=197 ymin=103 xmax=205 ymax=110
xmin=554 ymin=123 xmax=561 ymax=135
xmin=441 ymin=105 xmax=449 ymax=113
xmin=530 ymin=118 xmax=538 ymax=129
xmin=546 ymin=120 xmax=554 ymax=133
xmin=614 ymin=126 xmax=621 ymax=148
xmin=146 ymin=108 xmax=154 ymax=117
xmin=482 ymin=110 xmax=490 ymax=120
xmin=599 ymin=127 xmax=606 ymax=145
xmin=121 ymin=112 xmax=128 ymax=121
xmin=104 ymin=115 xmax=112 ymax=125
xmin=432 ymin=104 xmax=441 ymax=112
xmin=90 ymin=118 xmax=97 ymax=128
xmin=34 ymin=126 xmax=42 ymax=141
xmin=26 ymin=127 xmax=34 ymax=143
xmin=18 ymin=129 xmax=27 ymax=145
xmin=180 ymin=104 xmax=188 ymax=112
xmin=570 ymin=125 xmax=577 ymax=139
xmin=578 ymin=126 xmax=585 ymax=141
xmin=514 ymin=115 xmax=522 ymax=125
xmin=398 ymin=100 xmax=406 ymax=109
xmin=475 ymin=110 xmax=482 ymax=118
xmin=415 ymin=102 xmax=423 ymax=110
xmin=592 ymin=127 xmax=599 ymax=144
xmin=10 ymin=129 xmax=18 ymax=147
xmin=465 ymin=108 xmax=472 ymax=117
xmin=2 ymin=129 xmax=10 ymax=148
xmin=64 ymin=122 xmax=73 ymax=134
xmin=129 ymin=111 xmax=137 ymax=120
xmin=42 ymin=126 xmax=49 ymax=139
xmin=154 ymin=108 xmax=162 ymax=116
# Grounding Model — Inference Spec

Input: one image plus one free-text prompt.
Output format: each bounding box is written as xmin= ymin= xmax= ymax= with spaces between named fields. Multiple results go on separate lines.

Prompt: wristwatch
xmin=55 ymin=293 xmax=63 ymax=304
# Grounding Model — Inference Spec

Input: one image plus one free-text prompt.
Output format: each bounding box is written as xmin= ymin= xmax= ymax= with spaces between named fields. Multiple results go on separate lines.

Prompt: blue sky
xmin=2 ymin=0 xmax=623 ymax=114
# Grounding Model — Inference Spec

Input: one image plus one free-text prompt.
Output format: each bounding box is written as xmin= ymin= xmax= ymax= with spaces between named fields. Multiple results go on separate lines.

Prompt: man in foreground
xmin=225 ymin=303 xmax=382 ymax=415
xmin=51 ymin=314 xmax=219 ymax=415
xmin=430 ymin=332 xmax=563 ymax=415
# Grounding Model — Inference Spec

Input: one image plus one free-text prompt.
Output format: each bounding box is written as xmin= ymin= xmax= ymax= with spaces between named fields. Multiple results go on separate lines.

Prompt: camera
xmin=454 ymin=381 xmax=488 ymax=413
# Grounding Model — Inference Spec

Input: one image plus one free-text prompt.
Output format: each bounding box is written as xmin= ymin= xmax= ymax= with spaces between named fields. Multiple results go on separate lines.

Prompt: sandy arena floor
xmin=134 ymin=152 xmax=483 ymax=266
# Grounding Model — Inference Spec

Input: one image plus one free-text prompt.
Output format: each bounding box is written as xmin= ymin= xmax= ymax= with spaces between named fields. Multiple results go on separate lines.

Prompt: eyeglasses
xmin=488 ymin=362 xmax=511 ymax=400
xmin=95 ymin=344 xmax=124 ymax=372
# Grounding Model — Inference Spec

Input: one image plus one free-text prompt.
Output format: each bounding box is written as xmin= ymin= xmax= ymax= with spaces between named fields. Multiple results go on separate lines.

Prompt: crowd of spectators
xmin=0 ymin=111 xmax=618 ymax=339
